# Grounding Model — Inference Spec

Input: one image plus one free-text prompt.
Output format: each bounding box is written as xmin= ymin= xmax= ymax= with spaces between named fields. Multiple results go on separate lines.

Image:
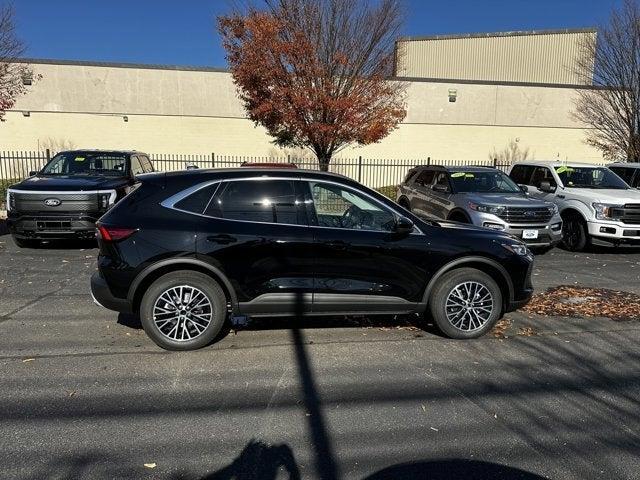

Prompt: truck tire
xmin=562 ymin=216 xmax=589 ymax=252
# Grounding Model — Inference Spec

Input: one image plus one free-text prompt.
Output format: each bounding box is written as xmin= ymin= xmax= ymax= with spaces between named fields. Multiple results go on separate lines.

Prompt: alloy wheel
xmin=152 ymin=285 xmax=213 ymax=341
xmin=445 ymin=281 xmax=494 ymax=332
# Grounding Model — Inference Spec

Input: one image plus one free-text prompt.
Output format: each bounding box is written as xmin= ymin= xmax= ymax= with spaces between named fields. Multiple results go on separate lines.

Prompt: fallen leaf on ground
xmin=523 ymin=286 xmax=640 ymax=321
xmin=22 ymin=358 xmax=35 ymax=363
xmin=491 ymin=318 xmax=512 ymax=338
xmin=144 ymin=463 xmax=156 ymax=469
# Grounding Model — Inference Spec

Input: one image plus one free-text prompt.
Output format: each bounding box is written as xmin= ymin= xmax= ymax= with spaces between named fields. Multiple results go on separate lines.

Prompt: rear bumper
xmin=91 ymin=271 xmax=132 ymax=313
xmin=8 ymin=214 xmax=100 ymax=240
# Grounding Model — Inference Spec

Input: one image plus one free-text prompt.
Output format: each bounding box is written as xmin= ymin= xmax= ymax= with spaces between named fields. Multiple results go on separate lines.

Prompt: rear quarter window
xmin=174 ymin=184 xmax=219 ymax=215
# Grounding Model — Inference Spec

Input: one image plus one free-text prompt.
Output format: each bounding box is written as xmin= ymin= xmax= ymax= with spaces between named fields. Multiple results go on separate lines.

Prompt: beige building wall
xmin=1 ymin=59 xmax=603 ymax=168
xmin=396 ymin=29 xmax=596 ymax=85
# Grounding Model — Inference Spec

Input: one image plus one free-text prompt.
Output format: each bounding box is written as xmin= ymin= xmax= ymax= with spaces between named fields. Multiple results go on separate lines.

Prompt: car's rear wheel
xmin=139 ymin=271 xmax=227 ymax=350
xmin=562 ymin=216 xmax=589 ymax=251
xmin=429 ymin=268 xmax=502 ymax=339
xmin=398 ymin=197 xmax=411 ymax=211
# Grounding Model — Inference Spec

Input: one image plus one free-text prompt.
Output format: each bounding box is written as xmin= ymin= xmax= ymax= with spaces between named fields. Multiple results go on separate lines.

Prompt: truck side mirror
xmin=28 ymin=171 xmax=38 ymax=177
xmin=538 ymin=180 xmax=556 ymax=193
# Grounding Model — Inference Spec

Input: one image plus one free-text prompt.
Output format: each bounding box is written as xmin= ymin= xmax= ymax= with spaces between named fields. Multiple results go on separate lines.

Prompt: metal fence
xmin=0 ymin=150 xmax=510 ymax=208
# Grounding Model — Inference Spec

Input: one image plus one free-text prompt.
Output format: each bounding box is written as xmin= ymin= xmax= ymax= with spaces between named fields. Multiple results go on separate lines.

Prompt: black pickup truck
xmin=6 ymin=150 xmax=154 ymax=247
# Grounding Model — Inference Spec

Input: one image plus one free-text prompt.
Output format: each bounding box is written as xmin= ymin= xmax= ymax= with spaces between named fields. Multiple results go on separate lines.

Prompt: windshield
xmin=449 ymin=170 xmax=521 ymax=193
xmin=41 ymin=152 xmax=128 ymax=176
xmin=555 ymin=166 xmax=629 ymax=189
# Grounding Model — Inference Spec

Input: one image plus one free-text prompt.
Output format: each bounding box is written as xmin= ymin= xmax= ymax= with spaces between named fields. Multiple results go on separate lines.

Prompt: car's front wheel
xmin=139 ymin=271 xmax=227 ymax=350
xmin=429 ymin=268 xmax=502 ymax=339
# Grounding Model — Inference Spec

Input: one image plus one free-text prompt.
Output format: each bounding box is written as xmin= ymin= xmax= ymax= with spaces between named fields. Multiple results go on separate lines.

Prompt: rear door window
xmin=214 ymin=180 xmax=305 ymax=225
xmin=414 ymin=169 xmax=435 ymax=187
xmin=130 ymin=156 xmax=145 ymax=176
xmin=509 ymin=165 xmax=535 ymax=185
xmin=609 ymin=166 xmax=635 ymax=186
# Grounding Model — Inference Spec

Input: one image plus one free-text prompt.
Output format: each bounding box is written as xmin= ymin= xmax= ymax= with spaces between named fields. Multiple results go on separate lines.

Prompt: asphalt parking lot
xmin=1 ymin=226 xmax=640 ymax=479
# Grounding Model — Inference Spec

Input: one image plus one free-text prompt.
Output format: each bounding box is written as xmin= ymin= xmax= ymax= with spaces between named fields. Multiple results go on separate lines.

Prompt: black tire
xmin=398 ymin=197 xmax=411 ymax=212
xmin=562 ymin=216 xmax=589 ymax=252
xmin=12 ymin=236 xmax=37 ymax=248
xmin=428 ymin=268 xmax=503 ymax=339
xmin=139 ymin=270 xmax=227 ymax=350
xmin=448 ymin=212 xmax=471 ymax=224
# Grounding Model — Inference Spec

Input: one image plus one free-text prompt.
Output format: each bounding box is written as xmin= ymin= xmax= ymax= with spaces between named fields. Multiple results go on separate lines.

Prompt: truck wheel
xmin=12 ymin=236 xmax=37 ymax=248
xmin=429 ymin=268 xmax=502 ymax=339
xmin=562 ymin=217 xmax=589 ymax=251
xmin=139 ymin=271 xmax=227 ymax=350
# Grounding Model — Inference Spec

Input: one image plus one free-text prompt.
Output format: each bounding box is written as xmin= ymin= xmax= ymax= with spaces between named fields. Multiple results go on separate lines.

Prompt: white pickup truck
xmin=509 ymin=161 xmax=640 ymax=251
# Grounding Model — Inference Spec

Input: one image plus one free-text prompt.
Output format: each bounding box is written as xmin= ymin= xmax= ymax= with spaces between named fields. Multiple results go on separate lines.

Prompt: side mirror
xmin=432 ymin=184 xmax=449 ymax=194
xmin=394 ymin=216 xmax=414 ymax=235
xmin=519 ymin=184 xmax=529 ymax=194
xmin=538 ymin=180 xmax=556 ymax=193
xmin=28 ymin=171 xmax=38 ymax=177
xmin=185 ymin=164 xmax=199 ymax=170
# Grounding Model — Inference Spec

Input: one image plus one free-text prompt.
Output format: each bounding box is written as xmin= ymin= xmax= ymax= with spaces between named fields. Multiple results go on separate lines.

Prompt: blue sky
xmin=14 ymin=0 xmax=621 ymax=67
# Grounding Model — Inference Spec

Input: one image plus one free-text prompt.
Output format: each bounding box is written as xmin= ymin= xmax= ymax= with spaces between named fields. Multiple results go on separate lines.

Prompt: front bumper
xmin=470 ymin=212 xmax=563 ymax=246
xmin=7 ymin=213 xmax=100 ymax=240
xmin=587 ymin=220 xmax=640 ymax=244
xmin=505 ymin=258 xmax=534 ymax=312
xmin=90 ymin=271 xmax=132 ymax=313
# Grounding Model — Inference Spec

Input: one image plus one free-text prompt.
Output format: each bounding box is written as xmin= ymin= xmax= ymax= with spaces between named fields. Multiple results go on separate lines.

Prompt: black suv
xmin=91 ymin=168 xmax=534 ymax=350
xmin=7 ymin=150 xmax=154 ymax=246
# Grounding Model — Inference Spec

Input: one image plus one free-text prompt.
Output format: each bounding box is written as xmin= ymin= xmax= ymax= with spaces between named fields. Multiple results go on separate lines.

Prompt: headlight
xmin=6 ymin=190 xmax=15 ymax=212
xmin=592 ymin=203 xmax=623 ymax=220
xmin=469 ymin=202 xmax=505 ymax=215
xmin=501 ymin=242 xmax=529 ymax=256
xmin=98 ymin=190 xmax=117 ymax=210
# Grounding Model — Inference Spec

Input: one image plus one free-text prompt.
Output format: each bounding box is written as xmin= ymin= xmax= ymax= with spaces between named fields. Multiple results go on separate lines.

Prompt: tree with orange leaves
xmin=218 ymin=0 xmax=406 ymax=170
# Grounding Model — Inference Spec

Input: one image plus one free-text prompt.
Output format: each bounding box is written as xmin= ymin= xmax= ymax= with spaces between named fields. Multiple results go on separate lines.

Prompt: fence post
xmin=493 ymin=157 xmax=497 ymax=168
xmin=211 ymin=152 xmax=215 ymax=169
xmin=427 ymin=156 xmax=431 ymax=166
xmin=46 ymin=149 xmax=51 ymax=161
xmin=358 ymin=156 xmax=362 ymax=183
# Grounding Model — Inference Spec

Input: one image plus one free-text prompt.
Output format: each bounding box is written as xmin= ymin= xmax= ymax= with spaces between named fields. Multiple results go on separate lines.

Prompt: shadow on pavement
xmin=363 ymin=459 xmax=546 ymax=479
xmin=199 ymin=440 xmax=300 ymax=480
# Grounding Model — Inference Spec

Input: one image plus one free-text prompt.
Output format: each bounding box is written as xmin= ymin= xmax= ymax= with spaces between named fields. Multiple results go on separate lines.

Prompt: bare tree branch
xmin=574 ymin=0 xmax=640 ymax=161
xmin=0 ymin=3 xmax=33 ymax=120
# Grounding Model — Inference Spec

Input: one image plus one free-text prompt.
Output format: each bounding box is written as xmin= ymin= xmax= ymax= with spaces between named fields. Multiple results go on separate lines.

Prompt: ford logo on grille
xmin=524 ymin=211 xmax=537 ymax=217
xmin=44 ymin=198 xmax=61 ymax=207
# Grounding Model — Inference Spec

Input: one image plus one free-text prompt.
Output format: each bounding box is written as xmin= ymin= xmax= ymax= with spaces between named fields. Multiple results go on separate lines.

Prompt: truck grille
xmin=498 ymin=207 xmax=553 ymax=224
xmin=12 ymin=192 xmax=99 ymax=214
xmin=617 ymin=204 xmax=640 ymax=224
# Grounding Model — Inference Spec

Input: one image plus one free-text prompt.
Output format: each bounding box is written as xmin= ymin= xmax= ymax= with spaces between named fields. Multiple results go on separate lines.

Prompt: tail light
xmin=97 ymin=225 xmax=137 ymax=242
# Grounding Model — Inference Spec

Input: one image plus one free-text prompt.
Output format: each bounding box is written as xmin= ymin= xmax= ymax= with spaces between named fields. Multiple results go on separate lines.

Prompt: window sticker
xmin=451 ymin=172 xmax=466 ymax=178
xmin=74 ymin=156 xmax=86 ymax=162
xmin=555 ymin=166 xmax=574 ymax=174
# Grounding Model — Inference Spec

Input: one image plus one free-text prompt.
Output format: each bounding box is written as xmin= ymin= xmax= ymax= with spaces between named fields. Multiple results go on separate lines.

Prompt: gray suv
xmin=397 ymin=165 xmax=563 ymax=247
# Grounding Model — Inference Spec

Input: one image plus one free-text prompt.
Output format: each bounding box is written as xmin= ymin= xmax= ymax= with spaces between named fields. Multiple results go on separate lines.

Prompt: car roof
xmin=160 ymin=167 xmax=353 ymax=183
xmin=55 ymin=149 xmax=147 ymax=156
xmin=411 ymin=164 xmax=501 ymax=173
xmin=511 ymin=160 xmax=606 ymax=168
xmin=608 ymin=162 xmax=639 ymax=168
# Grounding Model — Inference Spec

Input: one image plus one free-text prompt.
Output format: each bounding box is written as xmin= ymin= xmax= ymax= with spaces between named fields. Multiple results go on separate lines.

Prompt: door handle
xmin=207 ymin=234 xmax=237 ymax=245
xmin=324 ymin=240 xmax=349 ymax=249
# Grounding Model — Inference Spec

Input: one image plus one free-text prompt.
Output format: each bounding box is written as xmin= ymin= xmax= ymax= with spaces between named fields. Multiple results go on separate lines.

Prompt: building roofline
xmin=397 ymin=27 xmax=597 ymax=43
xmin=391 ymin=75 xmax=599 ymax=90
xmin=13 ymin=57 xmax=230 ymax=73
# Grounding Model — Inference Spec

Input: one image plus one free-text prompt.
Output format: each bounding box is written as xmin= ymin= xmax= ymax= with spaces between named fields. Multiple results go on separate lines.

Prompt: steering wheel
xmin=341 ymin=205 xmax=364 ymax=229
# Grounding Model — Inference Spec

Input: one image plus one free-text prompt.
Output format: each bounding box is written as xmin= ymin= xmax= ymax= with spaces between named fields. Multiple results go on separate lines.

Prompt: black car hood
xmin=419 ymin=218 xmax=519 ymax=243
xmin=11 ymin=175 xmax=129 ymax=191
